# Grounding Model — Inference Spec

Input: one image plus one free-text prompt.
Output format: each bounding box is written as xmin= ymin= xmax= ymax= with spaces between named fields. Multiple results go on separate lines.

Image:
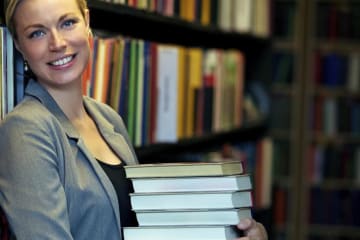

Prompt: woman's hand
xmin=236 ymin=218 xmax=268 ymax=240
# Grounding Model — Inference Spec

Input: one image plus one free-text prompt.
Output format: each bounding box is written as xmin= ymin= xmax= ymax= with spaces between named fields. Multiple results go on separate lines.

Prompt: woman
xmin=0 ymin=0 xmax=268 ymax=239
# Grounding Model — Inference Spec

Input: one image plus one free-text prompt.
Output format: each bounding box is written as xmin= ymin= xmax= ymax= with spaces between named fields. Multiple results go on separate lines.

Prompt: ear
xmin=14 ymin=39 xmax=23 ymax=55
xmin=13 ymin=40 xmax=27 ymax=64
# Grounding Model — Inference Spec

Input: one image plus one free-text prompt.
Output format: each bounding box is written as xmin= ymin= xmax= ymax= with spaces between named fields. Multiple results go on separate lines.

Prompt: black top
xmin=97 ymin=160 xmax=138 ymax=228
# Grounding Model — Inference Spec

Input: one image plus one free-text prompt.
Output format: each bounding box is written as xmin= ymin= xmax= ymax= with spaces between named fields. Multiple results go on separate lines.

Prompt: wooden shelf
xmin=135 ymin=117 xmax=268 ymax=162
xmin=273 ymin=39 xmax=297 ymax=50
xmin=310 ymin=86 xmax=360 ymax=98
xmin=310 ymin=132 xmax=360 ymax=144
xmin=314 ymin=39 xmax=360 ymax=53
xmin=87 ymin=0 xmax=270 ymax=55
xmin=309 ymin=179 xmax=360 ymax=190
xmin=271 ymin=85 xmax=296 ymax=96
xmin=308 ymin=225 xmax=360 ymax=238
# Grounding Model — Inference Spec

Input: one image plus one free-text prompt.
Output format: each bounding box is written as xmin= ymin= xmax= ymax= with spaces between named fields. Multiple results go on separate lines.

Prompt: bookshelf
xmin=270 ymin=0 xmax=307 ymax=239
xmin=87 ymin=0 xmax=271 ymax=84
xmin=299 ymin=0 xmax=360 ymax=240
xmin=82 ymin=1 xmax=271 ymax=152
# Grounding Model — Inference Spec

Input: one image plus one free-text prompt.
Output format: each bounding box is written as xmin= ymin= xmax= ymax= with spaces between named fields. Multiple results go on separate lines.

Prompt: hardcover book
xmin=129 ymin=190 xmax=253 ymax=210
xmin=135 ymin=208 xmax=252 ymax=226
xmin=123 ymin=225 xmax=244 ymax=240
xmin=124 ymin=160 xmax=244 ymax=178
xmin=130 ymin=174 xmax=252 ymax=193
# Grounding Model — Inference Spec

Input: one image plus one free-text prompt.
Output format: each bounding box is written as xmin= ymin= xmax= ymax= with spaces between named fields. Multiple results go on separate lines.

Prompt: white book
xmin=232 ymin=0 xmax=253 ymax=33
xmin=123 ymin=225 xmax=243 ymax=240
xmin=113 ymin=0 xmax=126 ymax=4
xmin=155 ymin=45 xmax=179 ymax=143
xmin=253 ymin=0 xmax=270 ymax=37
xmin=135 ymin=208 xmax=252 ymax=226
xmin=130 ymin=190 xmax=253 ymax=210
xmin=217 ymin=1 xmax=232 ymax=31
xmin=131 ymin=174 xmax=252 ymax=193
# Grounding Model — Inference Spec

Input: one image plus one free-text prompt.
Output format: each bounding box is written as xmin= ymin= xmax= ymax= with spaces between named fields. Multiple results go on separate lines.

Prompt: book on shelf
xmin=130 ymin=174 xmax=252 ymax=193
xmin=134 ymin=207 xmax=252 ymax=226
xmin=154 ymin=44 xmax=179 ymax=143
xmin=129 ymin=190 xmax=253 ymax=211
xmin=123 ymin=225 xmax=244 ymax=240
xmin=124 ymin=160 xmax=244 ymax=178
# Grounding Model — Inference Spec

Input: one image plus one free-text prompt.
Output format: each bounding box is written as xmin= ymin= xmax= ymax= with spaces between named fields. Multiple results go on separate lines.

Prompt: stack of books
xmin=123 ymin=160 xmax=253 ymax=240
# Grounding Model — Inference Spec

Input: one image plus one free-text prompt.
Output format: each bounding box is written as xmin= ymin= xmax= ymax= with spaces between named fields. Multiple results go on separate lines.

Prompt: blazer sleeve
xmin=0 ymin=113 xmax=74 ymax=240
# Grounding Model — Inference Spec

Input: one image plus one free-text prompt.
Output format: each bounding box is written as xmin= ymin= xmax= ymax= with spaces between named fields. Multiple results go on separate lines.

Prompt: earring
xmin=24 ymin=60 xmax=28 ymax=72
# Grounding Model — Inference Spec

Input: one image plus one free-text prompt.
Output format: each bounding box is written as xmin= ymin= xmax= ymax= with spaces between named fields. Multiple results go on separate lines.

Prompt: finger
xmin=237 ymin=218 xmax=253 ymax=230
xmin=245 ymin=222 xmax=268 ymax=240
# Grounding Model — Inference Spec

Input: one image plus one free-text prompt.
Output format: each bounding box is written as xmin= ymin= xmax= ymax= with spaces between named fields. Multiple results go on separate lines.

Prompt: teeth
xmin=51 ymin=56 xmax=73 ymax=66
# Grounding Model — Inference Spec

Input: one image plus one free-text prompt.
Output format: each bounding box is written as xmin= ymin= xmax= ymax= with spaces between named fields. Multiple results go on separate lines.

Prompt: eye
xmin=62 ymin=19 xmax=78 ymax=29
xmin=28 ymin=30 xmax=45 ymax=39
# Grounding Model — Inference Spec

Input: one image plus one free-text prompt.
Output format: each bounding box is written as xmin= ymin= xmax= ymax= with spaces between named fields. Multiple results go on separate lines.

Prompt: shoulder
xmin=84 ymin=97 xmax=118 ymax=116
xmin=0 ymin=97 xmax=61 ymax=139
xmin=83 ymin=97 xmax=126 ymax=129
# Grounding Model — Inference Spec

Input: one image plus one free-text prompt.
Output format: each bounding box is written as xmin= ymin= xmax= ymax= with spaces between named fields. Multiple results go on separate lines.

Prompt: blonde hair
xmin=4 ymin=0 xmax=88 ymax=39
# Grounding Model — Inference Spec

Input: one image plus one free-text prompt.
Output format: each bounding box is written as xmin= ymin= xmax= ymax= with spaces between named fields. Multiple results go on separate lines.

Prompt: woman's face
xmin=13 ymin=0 xmax=90 ymax=89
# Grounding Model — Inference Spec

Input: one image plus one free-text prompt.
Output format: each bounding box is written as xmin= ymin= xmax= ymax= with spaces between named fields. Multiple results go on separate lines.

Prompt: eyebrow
xmin=23 ymin=13 xmax=75 ymax=32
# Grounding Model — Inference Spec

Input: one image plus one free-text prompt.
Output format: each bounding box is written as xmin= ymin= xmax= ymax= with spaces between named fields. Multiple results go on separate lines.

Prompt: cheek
xmin=70 ymin=34 xmax=91 ymax=59
xmin=79 ymin=36 xmax=91 ymax=61
xmin=20 ymin=41 xmax=46 ymax=62
xmin=70 ymin=31 xmax=90 ymax=49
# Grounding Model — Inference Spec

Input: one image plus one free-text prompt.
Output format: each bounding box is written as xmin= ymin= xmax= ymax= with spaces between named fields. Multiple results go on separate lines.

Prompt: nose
xmin=49 ymin=30 xmax=66 ymax=51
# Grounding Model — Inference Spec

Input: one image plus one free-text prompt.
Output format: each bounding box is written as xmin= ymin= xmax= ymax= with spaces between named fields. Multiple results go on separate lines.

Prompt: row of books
xmin=310 ymin=96 xmax=360 ymax=136
xmin=309 ymin=187 xmax=360 ymax=226
xmin=272 ymin=186 xmax=288 ymax=228
xmin=308 ymin=143 xmax=360 ymax=183
xmin=316 ymin=1 xmax=360 ymax=40
xmin=272 ymin=51 xmax=294 ymax=86
xmin=272 ymin=1 xmax=296 ymax=38
xmin=122 ymin=160 xmax=253 ymax=240
xmin=98 ymin=0 xmax=271 ymax=37
xmin=0 ymin=27 xmax=249 ymax=143
xmin=269 ymin=94 xmax=291 ymax=131
xmin=313 ymin=52 xmax=360 ymax=91
xmin=83 ymin=35 xmax=246 ymax=147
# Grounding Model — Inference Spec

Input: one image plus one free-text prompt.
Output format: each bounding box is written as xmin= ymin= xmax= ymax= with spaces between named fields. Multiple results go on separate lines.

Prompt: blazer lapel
xmin=75 ymin=138 xmax=121 ymax=230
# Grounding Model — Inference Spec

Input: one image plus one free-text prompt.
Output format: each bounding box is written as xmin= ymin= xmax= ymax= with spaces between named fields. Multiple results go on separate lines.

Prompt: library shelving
xmin=83 ymin=1 xmax=272 ymax=155
xmin=87 ymin=0 xmax=272 ymax=83
xmin=270 ymin=0 xmax=308 ymax=239
xmin=300 ymin=0 xmax=360 ymax=240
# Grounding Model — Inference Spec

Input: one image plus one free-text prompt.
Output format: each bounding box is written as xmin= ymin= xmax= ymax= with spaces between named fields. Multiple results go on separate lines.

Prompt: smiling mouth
xmin=48 ymin=55 xmax=76 ymax=66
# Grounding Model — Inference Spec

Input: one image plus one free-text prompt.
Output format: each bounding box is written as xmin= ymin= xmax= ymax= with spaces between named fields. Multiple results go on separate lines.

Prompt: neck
xmin=46 ymin=82 xmax=87 ymax=121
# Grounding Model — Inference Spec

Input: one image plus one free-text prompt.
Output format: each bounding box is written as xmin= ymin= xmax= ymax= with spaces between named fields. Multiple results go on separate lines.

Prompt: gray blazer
xmin=0 ymin=79 xmax=138 ymax=240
